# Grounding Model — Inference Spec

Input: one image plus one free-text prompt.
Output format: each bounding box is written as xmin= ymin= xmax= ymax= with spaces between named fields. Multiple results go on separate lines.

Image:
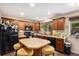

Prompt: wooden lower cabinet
xmin=56 ymin=38 xmax=64 ymax=53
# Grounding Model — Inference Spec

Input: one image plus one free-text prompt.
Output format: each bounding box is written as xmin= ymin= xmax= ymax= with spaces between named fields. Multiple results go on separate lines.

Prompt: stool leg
xmin=40 ymin=52 xmax=42 ymax=56
xmin=15 ymin=50 xmax=17 ymax=56
xmin=53 ymin=53 xmax=55 ymax=56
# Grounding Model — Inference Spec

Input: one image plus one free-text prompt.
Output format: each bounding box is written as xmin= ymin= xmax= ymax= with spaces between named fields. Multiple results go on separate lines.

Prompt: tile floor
xmin=1 ymin=51 xmax=79 ymax=56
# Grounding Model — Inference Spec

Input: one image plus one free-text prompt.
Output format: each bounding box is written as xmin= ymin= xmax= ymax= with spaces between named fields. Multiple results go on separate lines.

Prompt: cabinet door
xmin=32 ymin=23 xmax=36 ymax=31
xmin=57 ymin=18 xmax=65 ymax=30
xmin=33 ymin=23 xmax=40 ymax=31
xmin=17 ymin=21 xmax=26 ymax=30
xmin=56 ymin=39 xmax=64 ymax=52
xmin=35 ymin=23 xmax=40 ymax=31
xmin=53 ymin=17 xmax=65 ymax=30
xmin=53 ymin=20 xmax=58 ymax=30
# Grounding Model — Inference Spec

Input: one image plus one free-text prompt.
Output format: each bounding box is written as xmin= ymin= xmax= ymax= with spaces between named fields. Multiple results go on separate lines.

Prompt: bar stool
xmin=41 ymin=45 xmax=55 ymax=56
xmin=13 ymin=43 xmax=24 ymax=55
xmin=17 ymin=47 xmax=34 ymax=56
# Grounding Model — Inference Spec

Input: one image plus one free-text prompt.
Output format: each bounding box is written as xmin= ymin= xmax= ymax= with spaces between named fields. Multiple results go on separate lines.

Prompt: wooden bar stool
xmin=13 ymin=43 xmax=24 ymax=55
xmin=17 ymin=47 xmax=34 ymax=56
xmin=41 ymin=45 xmax=55 ymax=56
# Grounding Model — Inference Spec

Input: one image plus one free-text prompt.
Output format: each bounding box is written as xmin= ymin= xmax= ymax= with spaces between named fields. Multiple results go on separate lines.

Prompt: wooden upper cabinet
xmin=53 ymin=17 xmax=65 ymax=30
xmin=1 ymin=17 xmax=40 ymax=31
xmin=53 ymin=20 xmax=58 ymax=30
xmin=26 ymin=22 xmax=40 ymax=31
xmin=19 ymin=22 xmax=40 ymax=31
xmin=35 ymin=23 xmax=40 ymax=31
xmin=31 ymin=23 xmax=35 ymax=31
xmin=58 ymin=18 xmax=65 ymax=30
xmin=17 ymin=21 xmax=26 ymax=30
xmin=32 ymin=22 xmax=40 ymax=31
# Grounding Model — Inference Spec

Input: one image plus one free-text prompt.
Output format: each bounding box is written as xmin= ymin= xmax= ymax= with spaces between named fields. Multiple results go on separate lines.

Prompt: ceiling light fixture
xmin=20 ymin=12 xmax=24 ymax=16
xmin=30 ymin=3 xmax=35 ymax=7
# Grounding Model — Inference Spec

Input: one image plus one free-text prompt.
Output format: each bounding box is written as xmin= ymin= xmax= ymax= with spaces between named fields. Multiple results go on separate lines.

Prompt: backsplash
xmin=52 ymin=30 xmax=67 ymax=37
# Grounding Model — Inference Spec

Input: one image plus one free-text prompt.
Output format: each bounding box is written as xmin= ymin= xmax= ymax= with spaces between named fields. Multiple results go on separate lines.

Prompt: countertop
xmin=35 ymin=34 xmax=66 ymax=39
xmin=34 ymin=34 xmax=67 ymax=42
xmin=19 ymin=38 xmax=50 ymax=49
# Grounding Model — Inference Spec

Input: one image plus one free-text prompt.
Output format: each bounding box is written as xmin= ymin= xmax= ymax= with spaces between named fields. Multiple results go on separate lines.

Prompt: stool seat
xmin=18 ymin=35 xmax=26 ymax=39
xmin=17 ymin=47 xmax=34 ymax=56
xmin=41 ymin=45 xmax=55 ymax=55
xmin=14 ymin=43 xmax=23 ymax=50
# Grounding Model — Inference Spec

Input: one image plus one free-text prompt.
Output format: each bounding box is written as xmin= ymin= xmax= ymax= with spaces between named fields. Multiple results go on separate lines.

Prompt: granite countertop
xmin=35 ymin=34 xmax=67 ymax=43
xmin=19 ymin=38 xmax=50 ymax=49
xmin=35 ymin=34 xmax=66 ymax=39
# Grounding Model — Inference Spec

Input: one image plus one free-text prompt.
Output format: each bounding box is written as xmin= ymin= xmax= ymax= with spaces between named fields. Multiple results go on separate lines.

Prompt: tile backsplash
xmin=52 ymin=30 xmax=67 ymax=37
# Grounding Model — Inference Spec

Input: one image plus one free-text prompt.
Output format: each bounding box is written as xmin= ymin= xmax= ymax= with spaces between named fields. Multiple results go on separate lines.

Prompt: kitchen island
xmin=19 ymin=38 xmax=51 ymax=55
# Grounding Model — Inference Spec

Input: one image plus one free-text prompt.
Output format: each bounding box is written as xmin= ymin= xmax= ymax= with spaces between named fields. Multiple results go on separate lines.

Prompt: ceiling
xmin=0 ymin=3 xmax=79 ymax=22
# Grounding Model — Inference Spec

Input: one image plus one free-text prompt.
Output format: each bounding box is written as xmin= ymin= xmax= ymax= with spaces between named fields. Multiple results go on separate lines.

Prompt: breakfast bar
xmin=19 ymin=38 xmax=51 ymax=55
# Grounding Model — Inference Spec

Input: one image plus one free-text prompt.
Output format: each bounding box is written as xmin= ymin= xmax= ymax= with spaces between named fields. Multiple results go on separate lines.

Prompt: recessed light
xmin=48 ymin=12 xmax=51 ymax=15
xmin=20 ymin=12 xmax=24 ymax=16
xmin=35 ymin=17 xmax=39 ymax=19
xmin=30 ymin=3 xmax=35 ymax=7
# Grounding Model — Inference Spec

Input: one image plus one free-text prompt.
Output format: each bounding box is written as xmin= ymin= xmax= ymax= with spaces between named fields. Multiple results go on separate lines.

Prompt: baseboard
xmin=71 ymin=50 xmax=79 ymax=54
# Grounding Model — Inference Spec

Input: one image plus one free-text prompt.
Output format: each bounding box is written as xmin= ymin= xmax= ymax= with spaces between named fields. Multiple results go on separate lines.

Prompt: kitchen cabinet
xmin=35 ymin=23 xmax=40 ymax=31
xmin=33 ymin=22 xmax=40 ymax=31
xmin=1 ymin=17 xmax=40 ymax=31
xmin=17 ymin=21 xmax=26 ymax=30
xmin=56 ymin=38 xmax=64 ymax=53
xmin=53 ymin=20 xmax=58 ymax=30
xmin=53 ymin=17 xmax=65 ymax=30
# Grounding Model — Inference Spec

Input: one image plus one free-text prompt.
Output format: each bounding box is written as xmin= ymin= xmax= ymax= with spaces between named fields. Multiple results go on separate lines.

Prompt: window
xmin=71 ymin=21 xmax=79 ymax=35
xmin=69 ymin=17 xmax=79 ymax=35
